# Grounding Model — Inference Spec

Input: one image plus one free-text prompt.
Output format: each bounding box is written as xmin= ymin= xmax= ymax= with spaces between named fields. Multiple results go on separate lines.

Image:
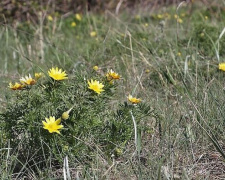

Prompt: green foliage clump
xmin=0 ymin=67 xmax=152 ymax=173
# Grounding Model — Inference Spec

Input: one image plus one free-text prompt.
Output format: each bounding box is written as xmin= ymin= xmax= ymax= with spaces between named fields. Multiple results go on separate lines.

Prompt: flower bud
xmin=62 ymin=111 xmax=69 ymax=120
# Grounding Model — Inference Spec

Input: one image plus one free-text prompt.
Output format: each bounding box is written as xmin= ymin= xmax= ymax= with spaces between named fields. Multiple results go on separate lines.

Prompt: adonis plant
xmin=1 ymin=66 xmax=153 ymax=171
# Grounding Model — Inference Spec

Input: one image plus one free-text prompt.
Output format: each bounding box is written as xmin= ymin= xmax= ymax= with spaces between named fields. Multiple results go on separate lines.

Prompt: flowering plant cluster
xmin=9 ymin=73 xmax=40 ymax=90
xmin=2 ymin=66 xmax=151 ymax=168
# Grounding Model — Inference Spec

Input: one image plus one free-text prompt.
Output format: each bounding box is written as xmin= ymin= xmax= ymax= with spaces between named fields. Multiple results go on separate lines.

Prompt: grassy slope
xmin=0 ymin=2 xmax=225 ymax=179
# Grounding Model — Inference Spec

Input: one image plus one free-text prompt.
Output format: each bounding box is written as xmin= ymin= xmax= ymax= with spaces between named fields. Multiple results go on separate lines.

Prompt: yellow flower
xmin=205 ymin=16 xmax=208 ymax=20
xmin=219 ymin=63 xmax=225 ymax=71
xmin=145 ymin=69 xmax=150 ymax=73
xmin=128 ymin=94 xmax=141 ymax=104
xmin=90 ymin=31 xmax=97 ymax=37
xmin=93 ymin=65 xmax=99 ymax=71
xmin=9 ymin=82 xmax=25 ymax=90
xmin=61 ymin=107 xmax=73 ymax=120
xmin=35 ymin=72 xmax=43 ymax=80
xmin=48 ymin=67 xmax=68 ymax=81
xmin=177 ymin=18 xmax=183 ymax=23
xmin=144 ymin=23 xmax=149 ymax=27
xmin=71 ymin=22 xmax=76 ymax=27
xmin=135 ymin=15 xmax=140 ymax=20
xmin=88 ymin=79 xmax=104 ymax=94
xmin=42 ymin=116 xmax=63 ymax=134
xmin=75 ymin=13 xmax=82 ymax=21
xmin=47 ymin=15 xmax=53 ymax=21
xmin=20 ymin=74 xmax=36 ymax=85
xmin=157 ymin=14 xmax=163 ymax=19
xmin=177 ymin=52 xmax=181 ymax=56
xmin=106 ymin=69 xmax=120 ymax=81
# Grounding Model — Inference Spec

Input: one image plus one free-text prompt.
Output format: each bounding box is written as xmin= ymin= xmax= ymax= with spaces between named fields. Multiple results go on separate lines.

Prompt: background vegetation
xmin=0 ymin=0 xmax=225 ymax=179
xmin=0 ymin=0 xmax=180 ymax=22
